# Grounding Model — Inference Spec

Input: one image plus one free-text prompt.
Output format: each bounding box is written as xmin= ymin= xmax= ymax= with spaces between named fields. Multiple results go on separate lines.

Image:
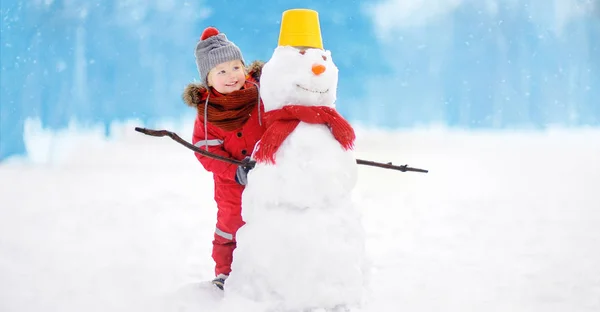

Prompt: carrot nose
xmin=312 ymin=64 xmax=326 ymax=76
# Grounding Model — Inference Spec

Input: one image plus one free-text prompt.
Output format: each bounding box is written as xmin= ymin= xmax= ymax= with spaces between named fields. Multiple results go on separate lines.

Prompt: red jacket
xmin=183 ymin=62 xmax=265 ymax=235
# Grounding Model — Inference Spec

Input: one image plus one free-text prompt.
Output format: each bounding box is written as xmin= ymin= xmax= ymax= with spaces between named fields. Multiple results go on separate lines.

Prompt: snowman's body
xmin=224 ymin=46 xmax=366 ymax=311
xmin=245 ymin=122 xmax=357 ymax=211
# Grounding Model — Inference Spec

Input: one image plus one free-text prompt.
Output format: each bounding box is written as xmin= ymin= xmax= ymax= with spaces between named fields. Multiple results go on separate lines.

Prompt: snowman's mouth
xmin=296 ymin=84 xmax=329 ymax=94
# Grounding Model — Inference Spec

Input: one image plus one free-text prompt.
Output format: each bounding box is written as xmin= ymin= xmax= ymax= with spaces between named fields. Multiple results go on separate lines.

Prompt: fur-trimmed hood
xmin=183 ymin=60 xmax=264 ymax=108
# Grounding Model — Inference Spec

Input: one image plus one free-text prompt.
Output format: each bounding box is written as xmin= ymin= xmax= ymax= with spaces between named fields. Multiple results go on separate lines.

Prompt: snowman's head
xmin=259 ymin=46 xmax=338 ymax=112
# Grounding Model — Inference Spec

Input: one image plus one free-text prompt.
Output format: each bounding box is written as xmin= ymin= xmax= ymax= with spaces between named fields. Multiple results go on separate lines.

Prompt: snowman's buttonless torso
xmin=245 ymin=122 xmax=358 ymax=214
xmin=229 ymin=121 xmax=364 ymax=310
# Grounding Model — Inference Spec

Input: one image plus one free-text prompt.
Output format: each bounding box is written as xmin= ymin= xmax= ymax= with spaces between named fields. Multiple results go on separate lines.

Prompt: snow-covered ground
xmin=1 ymin=122 xmax=599 ymax=312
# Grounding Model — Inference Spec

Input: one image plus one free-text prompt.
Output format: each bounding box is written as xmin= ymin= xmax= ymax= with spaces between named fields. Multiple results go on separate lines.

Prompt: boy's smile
xmin=208 ymin=60 xmax=246 ymax=94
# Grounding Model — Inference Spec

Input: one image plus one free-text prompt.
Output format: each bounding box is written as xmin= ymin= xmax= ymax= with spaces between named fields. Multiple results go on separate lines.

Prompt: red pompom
xmin=200 ymin=27 xmax=220 ymax=40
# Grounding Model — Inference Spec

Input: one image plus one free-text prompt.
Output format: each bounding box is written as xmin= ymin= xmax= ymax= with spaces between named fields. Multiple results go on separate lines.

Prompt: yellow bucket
xmin=278 ymin=9 xmax=323 ymax=49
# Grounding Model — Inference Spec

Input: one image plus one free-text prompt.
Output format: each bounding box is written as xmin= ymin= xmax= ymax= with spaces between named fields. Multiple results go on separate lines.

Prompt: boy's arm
xmin=192 ymin=118 xmax=237 ymax=181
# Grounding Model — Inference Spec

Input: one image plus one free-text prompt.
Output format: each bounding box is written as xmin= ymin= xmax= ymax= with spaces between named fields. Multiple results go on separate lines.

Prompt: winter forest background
xmin=1 ymin=0 xmax=599 ymax=160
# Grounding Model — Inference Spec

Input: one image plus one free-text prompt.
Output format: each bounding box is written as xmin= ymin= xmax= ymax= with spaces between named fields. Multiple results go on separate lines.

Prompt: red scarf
xmin=254 ymin=105 xmax=355 ymax=164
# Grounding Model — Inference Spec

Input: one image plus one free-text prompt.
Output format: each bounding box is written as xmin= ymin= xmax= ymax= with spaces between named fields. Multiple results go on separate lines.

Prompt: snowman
xmin=223 ymin=9 xmax=366 ymax=312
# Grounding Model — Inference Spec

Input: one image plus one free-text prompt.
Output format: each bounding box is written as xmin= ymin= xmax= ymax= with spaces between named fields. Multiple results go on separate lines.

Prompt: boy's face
xmin=207 ymin=60 xmax=246 ymax=94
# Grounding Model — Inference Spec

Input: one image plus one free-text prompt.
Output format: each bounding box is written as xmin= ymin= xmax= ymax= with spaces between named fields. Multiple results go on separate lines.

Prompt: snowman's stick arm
xmin=134 ymin=127 xmax=254 ymax=168
xmin=355 ymin=159 xmax=428 ymax=173
xmin=135 ymin=127 xmax=427 ymax=173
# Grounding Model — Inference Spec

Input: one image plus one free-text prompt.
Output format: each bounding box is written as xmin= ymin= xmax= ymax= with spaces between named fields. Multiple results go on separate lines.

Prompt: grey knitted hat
xmin=195 ymin=27 xmax=245 ymax=87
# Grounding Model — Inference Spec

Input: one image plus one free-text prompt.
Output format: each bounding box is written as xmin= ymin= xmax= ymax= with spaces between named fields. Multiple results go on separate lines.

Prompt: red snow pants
xmin=212 ymin=181 xmax=246 ymax=277
xmin=212 ymin=230 xmax=240 ymax=276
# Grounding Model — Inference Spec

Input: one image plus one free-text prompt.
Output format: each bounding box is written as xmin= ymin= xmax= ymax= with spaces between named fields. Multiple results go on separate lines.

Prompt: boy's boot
xmin=211 ymin=274 xmax=228 ymax=290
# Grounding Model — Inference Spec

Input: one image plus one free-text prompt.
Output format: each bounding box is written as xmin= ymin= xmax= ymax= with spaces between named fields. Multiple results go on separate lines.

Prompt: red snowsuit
xmin=183 ymin=64 xmax=265 ymax=277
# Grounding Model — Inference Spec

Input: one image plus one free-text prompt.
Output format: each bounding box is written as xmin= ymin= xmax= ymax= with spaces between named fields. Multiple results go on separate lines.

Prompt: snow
xmin=1 ymin=123 xmax=600 ymax=311
xmin=223 ymin=46 xmax=365 ymax=311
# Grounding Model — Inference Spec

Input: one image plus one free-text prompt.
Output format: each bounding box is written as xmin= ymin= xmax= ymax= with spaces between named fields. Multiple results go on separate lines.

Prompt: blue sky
xmin=1 ymin=0 xmax=599 ymax=159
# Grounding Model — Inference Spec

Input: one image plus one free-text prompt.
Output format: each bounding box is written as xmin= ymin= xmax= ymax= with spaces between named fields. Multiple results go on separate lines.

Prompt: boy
xmin=182 ymin=27 xmax=265 ymax=290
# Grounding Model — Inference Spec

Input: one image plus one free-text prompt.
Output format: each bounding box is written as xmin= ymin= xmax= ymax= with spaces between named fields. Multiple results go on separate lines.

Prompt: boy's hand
xmin=235 ymin=157 xmax=253 ymax=186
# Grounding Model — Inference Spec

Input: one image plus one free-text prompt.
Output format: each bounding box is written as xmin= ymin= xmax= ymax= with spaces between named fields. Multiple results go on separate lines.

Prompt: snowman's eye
xmin=299 ymin=50 xmax=306 ymax=55
xmin=322 ymin=55 xmax=327 ymax=61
